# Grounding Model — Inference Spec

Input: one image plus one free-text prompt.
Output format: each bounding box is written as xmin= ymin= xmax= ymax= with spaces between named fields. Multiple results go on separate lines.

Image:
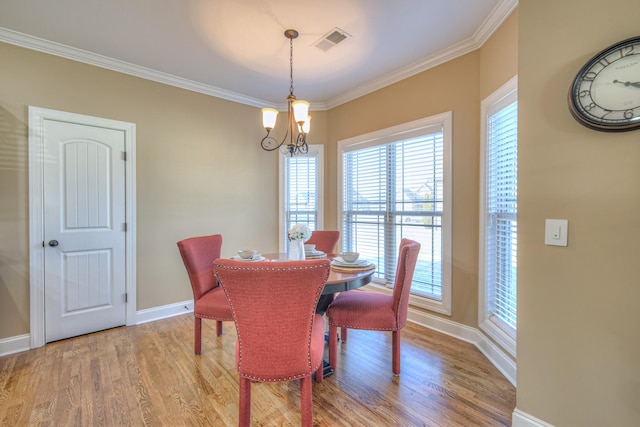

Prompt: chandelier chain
xmin=289 ymin=36 xmax=294 ymax=97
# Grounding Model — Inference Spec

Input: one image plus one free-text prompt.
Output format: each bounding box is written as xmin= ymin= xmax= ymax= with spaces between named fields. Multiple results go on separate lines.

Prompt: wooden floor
xmin=0 ymin=314 xmax=515 ymax=426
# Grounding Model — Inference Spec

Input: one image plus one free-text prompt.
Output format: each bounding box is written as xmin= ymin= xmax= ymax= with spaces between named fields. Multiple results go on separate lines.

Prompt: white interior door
xmin=43 ymin=119 xmax=127 ymax=342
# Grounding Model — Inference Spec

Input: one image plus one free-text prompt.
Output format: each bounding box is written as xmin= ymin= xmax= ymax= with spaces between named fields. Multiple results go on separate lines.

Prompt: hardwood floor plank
xmin=0 ymin=314 xmax=515 ymax=426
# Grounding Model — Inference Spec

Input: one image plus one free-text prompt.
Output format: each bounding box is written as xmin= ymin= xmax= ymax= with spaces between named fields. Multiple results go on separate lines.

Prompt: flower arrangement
xmin=288 ymin=223 xmax=311 ymax=241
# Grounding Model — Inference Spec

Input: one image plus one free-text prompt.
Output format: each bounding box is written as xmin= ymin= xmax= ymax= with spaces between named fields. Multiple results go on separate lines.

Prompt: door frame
xmin=28 ymin=106 xmax=137 ymax=348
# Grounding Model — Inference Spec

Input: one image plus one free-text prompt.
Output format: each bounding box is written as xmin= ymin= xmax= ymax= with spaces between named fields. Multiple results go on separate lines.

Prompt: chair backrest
xmin=213 ymin=259 xmax=331 ymax=381
xmin=305 ymin=230 xmax=340 ymax=254
xmin=177 ymin=234 xmax=223 ymax=300
xmin=392 ymin=238 xmax=421 ymax=328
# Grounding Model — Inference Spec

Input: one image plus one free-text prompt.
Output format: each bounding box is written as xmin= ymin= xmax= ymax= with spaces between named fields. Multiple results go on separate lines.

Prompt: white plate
xmin=331 ymin=258 xmax=370 ymax=267
xmin=231 ymin=255 xmax=266 ymax=262
xmin=305 ymin=253 xmax=327 ymax=259
xmin=305 ymin=250 xmax=325 ymax=256
xmin=333 ymin=257 xmax=367 ymax=264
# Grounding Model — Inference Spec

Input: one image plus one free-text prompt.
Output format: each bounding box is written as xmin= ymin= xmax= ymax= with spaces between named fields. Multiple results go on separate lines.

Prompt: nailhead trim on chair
xmin=195 ymin=313 xmax=234 ymax=321
xmin=214 ymin=262 xmax=330 ymax=383
xmin=328 ymin=322 xmax=400 ymax=332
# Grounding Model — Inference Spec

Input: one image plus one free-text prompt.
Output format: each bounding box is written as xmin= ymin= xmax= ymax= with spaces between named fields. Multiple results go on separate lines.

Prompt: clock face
xmin=569 ymin=36 xmax=640 ymax=131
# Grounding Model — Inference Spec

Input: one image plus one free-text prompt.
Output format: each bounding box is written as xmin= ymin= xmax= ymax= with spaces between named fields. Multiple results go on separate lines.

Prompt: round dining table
xmin=262 ymin=252 xmax=375 ymax=309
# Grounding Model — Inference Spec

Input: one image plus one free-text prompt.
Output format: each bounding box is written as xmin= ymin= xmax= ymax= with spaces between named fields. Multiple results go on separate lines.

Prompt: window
xmin=279 ymin=145 xmax=324 ymax=251
xmin=338 ymin=113 xmax=452 ymax=315
xmin=479 ymin=76 xmax=518 ymax=356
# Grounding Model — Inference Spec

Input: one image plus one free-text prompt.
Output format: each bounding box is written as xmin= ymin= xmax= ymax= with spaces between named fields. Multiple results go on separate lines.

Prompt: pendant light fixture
xmin=260 ymin=29 xmax=310 ymax=156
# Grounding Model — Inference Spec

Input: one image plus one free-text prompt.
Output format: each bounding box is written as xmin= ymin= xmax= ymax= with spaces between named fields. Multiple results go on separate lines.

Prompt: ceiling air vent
xmin=313 ymin=27 xmax=351 ymax=52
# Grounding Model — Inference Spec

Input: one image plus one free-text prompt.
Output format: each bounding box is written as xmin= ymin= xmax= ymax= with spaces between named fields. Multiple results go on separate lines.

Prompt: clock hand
xmin=613 ymin=79 xmax=640 ymax=88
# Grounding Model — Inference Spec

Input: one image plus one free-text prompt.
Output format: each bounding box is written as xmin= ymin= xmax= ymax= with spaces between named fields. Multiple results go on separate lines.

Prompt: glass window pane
xmin=485 ymin=100 xmax=518 ymax=331
xmin=342 ymin=129 xmax=445 ymax=300
xmin=285 ymin=153 xmax=318 ymax=241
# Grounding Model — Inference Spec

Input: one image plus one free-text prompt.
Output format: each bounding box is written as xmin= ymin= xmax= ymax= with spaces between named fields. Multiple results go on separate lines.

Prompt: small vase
xmin=289 ymin=239 xmax=305 ymax=260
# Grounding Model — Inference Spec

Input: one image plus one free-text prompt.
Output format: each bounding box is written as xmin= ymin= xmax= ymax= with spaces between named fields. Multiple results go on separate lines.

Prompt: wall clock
xmin=568 ymin=36 xmax=640 ymax=132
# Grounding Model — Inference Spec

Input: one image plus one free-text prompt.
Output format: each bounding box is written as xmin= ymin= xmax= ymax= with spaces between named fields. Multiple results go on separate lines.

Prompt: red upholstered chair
xmin=177 ymin=234 xmax=233 ymax=354
xmin=305 ymin=230 xmax=340 ymax=254
xmin=327 ymin=238 xmax=421 ymax=375
xmin=213 ymin=259 xmax=331 ymax=427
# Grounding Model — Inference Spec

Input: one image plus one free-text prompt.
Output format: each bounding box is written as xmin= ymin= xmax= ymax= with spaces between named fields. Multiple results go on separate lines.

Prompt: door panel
xmin=63 ymin=140 xmax=111 ymax=229
xmin=44 ymin=120 xmax=126 ymax=342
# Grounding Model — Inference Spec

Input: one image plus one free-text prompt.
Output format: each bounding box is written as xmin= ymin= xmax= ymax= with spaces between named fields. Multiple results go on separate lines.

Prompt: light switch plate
xmin=545 ymin=219 xmax=568 ymax=246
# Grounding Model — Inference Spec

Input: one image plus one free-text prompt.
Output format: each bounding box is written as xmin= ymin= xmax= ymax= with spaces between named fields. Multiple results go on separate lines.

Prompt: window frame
xmin=278 ymin=145 xmax=324 ymax=252
xmin=338 ymin=113 xmax=452 ymax=315
xmin=479 ymin=76 xmax=518 ymax=357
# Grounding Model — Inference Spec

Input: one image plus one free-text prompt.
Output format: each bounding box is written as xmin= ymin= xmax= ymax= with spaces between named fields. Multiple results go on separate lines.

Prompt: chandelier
xmin=260 ymin=29 xmax=311 ymax=156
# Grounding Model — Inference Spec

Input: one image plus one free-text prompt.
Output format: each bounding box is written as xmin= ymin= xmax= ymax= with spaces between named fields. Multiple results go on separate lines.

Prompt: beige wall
xmin=326 ymin=11 xmax=518 ymax=329
xmin=518 ymin=0 xmax=640 ymax=425
xmin=479 ymin=8 xmax=518 ymax=99
xmin=0 ymin=41 xmax=282 ymax=338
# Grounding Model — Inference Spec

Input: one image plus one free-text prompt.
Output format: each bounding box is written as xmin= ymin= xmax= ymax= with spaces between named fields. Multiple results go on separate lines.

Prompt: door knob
xmin=48 ymin=240 xmax=59 ymax=247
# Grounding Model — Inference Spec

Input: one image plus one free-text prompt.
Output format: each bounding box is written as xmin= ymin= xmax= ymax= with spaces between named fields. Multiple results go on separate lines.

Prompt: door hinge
xmin=124 ymin=293 xmax=128 ymax=303
xmin=122 ymin=151 xmax=127 ymax=161
xmin=123 ymin=222 xmax=127 ymax=232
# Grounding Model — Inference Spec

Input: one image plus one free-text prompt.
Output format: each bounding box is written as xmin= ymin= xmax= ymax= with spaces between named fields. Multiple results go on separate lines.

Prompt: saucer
xmin=305 ymin=252 xmax=327 ymax=259
xmin=231 ymin=255 xmax=265 ymax=262
xmin=305 ymin=250 xmax=325 ymax=256
xmin=331 ymin=258 xmax=370 ymax=267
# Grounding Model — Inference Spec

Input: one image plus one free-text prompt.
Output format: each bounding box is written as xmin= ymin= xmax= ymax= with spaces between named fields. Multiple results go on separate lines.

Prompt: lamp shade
xmin=292 ymin=100 xmax=310 ymax=124
xmin=262 ymin=108 xmax=278 ymax=130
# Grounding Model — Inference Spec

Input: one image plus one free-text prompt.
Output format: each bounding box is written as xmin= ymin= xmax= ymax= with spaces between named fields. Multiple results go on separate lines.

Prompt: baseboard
xmin=0 ymin=333 xmax=30 ymax=357
xmin=407 ymin=308 xmax=516 ymax=386
xmin=512 ymin=408 xmax=554 ymax=427
xmin=135 ymin=299 xmax=194 ymax=325
xmin=0 ymin=301 xmax=195 ymax=358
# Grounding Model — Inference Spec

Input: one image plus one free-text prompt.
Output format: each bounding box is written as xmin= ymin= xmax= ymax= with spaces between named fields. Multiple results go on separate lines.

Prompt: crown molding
xmin=473 ymin=0 xmax=519 ymax=46
xmin=273 ymin=101 xmax=328 ymax=112
xmin=0 ymin=27 xmax=267 ymax=109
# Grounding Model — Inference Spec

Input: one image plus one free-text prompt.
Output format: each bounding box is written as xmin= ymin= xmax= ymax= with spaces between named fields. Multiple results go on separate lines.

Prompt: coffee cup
xmin=237 ymin=249 xmax=257 ymax=259
xmin=340 ymin=252 xmax=359 ymax=262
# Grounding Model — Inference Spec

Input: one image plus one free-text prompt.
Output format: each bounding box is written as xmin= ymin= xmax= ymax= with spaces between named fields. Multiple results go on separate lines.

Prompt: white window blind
xmin=342 ymin=122 xmax=448 ymax=302
xmin=279 ymin=146 xmax=323 ymax=250
xmin=480 ymin=76 xmax=518 ymax=354
xmin=486 ymin=101 xmax=518 ymax=331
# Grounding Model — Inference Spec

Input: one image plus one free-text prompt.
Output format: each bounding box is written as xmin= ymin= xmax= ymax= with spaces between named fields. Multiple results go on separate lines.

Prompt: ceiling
xmin=0 ymin=0 xmax=517 ymax=109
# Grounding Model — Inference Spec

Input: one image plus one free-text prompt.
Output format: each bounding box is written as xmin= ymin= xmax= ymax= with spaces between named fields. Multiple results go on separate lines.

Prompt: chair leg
xmin=329 ymin=324 xmax=338 ymax=369
xmin=392 ymin=330 xmax=401 ymax=375
xmin=239 ymin=377 xmax=251 ymax=427
xmin=315 ymin=362 xmax=323 ymax=383
xmin=341 ymin=327 xmax=348 ymax=342
xmin=299 ymin=376 xmax=313 ymax=427
xmin=194 ymin=317 xmax=202 ymax=354
xmin=216 ymin=320 xmax=223 ymax=336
